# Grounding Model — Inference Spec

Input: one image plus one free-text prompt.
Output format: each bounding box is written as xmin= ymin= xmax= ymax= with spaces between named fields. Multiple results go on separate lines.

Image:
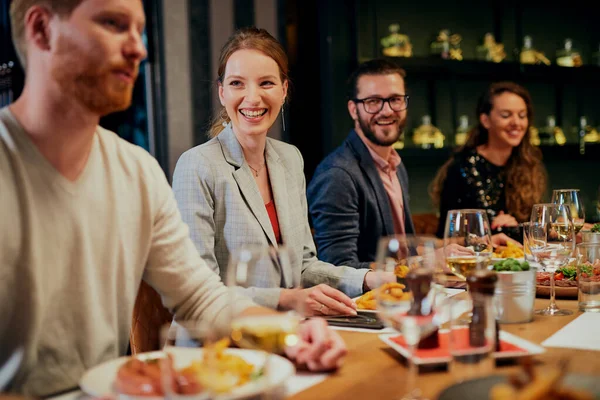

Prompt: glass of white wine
xmin=529 ymin=203 xmax=575 ymax=316
xmin=443 ymin=209 xmax=493 ymax=281
xmin=373 ymin=234 xmax=440 ymax=400
xmin=226 ymin=245 xmax=301 ymax=398
xmin=552 ymin=189 xmax=585 ymax=234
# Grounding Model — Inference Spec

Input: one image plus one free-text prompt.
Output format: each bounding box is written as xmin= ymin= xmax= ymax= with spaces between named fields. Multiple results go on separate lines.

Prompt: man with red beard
xmin=307 ymin=59 xmax=415 ymax=270
xmin=0 ymin=0 xmax=346 ymax=396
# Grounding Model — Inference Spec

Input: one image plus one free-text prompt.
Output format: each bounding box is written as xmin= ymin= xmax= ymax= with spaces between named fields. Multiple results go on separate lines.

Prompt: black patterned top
xmin=435 ymin=148 xmax=521 ymax=241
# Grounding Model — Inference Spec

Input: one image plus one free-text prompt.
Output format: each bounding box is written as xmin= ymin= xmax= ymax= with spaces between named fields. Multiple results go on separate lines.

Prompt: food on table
xmin=536 ymin=261 xmax=600 ymax=287
xmin=493 ymin=258 xmax=530 ymax=272
xmin=590 ymin=223 xmax=600 ymax=233
xmin=114 ymin=338 xmax=258 ymax=396
xmin=489 ymin=358 xmax=593 ymax=400
xmin=356 ymin=282 xmax=410 ymax=310
xmin=394 ymin=264 xmax=410 ymax=278
xmin=114 ymin=355 xmax=203 ymax=396
xmin=493 ymin=242 xmax=525 ymax=259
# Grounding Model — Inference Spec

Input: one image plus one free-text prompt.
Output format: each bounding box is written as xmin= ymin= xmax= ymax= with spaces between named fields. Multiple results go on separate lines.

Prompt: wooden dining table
xmin=290 ymin=296 xmax=599 ymax=400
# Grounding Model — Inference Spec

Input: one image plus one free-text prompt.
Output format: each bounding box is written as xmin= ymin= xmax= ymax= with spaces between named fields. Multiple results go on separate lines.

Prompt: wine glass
xmin=226 ymin=245 xmax=302 ymax=398
xmin=373 ymin=234 xmax=440 ymax=400
xmin=443 ymin=209 xmax=493 ymax=281
xmin=529 ymin=203 xmax=575 ymax=316
xmin=552 ymin=189 xmax=585 ymax=234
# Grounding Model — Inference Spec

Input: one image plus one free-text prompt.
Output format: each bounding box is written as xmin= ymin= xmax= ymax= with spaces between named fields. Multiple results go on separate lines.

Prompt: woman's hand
xmin=279 ymin=285 xmax=357 ymax=316
xmin=491 ymin=233 xmax=523 ymax=248
xmin=434 ymin=244 xmax=474 ymax=273
xmin=491 ymin=211 xmax=519 ymax=230
xmin=285 ymin=318 xmax=347 ymax=371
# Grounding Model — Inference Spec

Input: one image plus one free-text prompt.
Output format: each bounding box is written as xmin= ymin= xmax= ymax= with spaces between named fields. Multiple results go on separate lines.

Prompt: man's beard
xmin=358 ymin=114 xmax=405 ymax=147
xmin=51 ymin=37 xmax=135 ymax=116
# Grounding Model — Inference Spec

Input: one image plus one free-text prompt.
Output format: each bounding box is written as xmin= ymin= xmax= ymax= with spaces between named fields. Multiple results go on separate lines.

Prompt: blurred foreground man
xmin=0 ymin=0 xmax=345 ymax=395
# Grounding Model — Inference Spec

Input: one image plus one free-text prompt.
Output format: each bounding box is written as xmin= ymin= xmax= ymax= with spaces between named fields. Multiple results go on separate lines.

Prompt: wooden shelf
xmin=397 ymin=143 xmax=600 ymax=167
xmin=361 ymin=56 xmax=600 ymax=85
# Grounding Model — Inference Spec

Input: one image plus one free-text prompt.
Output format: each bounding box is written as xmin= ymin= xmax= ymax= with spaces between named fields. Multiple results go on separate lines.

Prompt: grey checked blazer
xmin=172 ymin=125 xmax=368 ymax=308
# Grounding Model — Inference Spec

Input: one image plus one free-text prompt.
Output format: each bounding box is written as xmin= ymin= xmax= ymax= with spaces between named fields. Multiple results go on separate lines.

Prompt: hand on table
xmin=281 ymin=284 xmax=357 ymax=316
xmin=285 ymin=318 xmax=347 ymax=371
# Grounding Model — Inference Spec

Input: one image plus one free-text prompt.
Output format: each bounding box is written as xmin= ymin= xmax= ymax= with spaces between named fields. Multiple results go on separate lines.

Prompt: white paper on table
xmin=541 ymin=312 xmax=600 ymax=351
xmin=285 ymin=372 xmax=328 ymax=396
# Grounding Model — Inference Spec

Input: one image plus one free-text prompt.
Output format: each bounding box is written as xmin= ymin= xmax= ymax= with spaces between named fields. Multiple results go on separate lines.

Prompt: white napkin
xmin=542 ymin=312 xmax=600 ymax=351
xmin=285 ymin=372 xmax=328 ymax=396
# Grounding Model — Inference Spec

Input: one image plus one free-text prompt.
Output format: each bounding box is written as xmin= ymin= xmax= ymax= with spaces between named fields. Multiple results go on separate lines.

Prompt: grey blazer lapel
xmin=218 ymin=126 xmax=278 ymax=246
xmin=348 ymin=131 xmax=395 ymax=235
xmin=265 ymin=140 xmax=293 ymax=286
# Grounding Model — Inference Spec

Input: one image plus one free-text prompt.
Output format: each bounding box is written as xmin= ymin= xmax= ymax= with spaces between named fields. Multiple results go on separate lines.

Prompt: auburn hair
xmin=430 ymin=81 xmax=547 ymax=222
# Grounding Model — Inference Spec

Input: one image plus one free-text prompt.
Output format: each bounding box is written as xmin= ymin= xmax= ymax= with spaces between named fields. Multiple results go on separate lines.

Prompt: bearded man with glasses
xmin=307 ymin=59 xmax=416 ymax=271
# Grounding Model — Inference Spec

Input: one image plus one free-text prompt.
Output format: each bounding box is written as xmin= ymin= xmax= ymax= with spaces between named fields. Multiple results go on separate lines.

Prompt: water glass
xmin=575 ymin=243 xmax=600 ymax=312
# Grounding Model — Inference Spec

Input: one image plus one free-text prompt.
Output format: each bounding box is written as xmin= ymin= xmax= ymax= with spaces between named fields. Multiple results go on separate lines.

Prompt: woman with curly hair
xmin=430 ymin=81 xmax=547 ymax=241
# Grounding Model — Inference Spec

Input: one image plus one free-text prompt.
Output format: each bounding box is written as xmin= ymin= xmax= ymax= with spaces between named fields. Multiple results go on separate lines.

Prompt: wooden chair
xmin=129 ymin=281 xmax=173 ymax=354
xmin=412 ymin=213 xmax=440 ymax=237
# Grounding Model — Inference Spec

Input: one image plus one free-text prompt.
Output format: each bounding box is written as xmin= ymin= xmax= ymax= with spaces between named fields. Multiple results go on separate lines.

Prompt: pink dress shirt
xmin=358 ymin=134 xmax=406 ymax=234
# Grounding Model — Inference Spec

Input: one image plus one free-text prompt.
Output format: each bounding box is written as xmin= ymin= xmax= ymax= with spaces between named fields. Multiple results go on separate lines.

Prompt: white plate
xmin=379 ymin=329 xmax=546 ymax=366
xmin=79 ymin=347 xmax=295 ymax=399
xmin=353 ymin=288 xmax=465 ymax=314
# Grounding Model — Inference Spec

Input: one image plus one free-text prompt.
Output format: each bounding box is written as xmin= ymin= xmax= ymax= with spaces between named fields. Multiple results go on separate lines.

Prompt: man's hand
xmin=491 ymin=211 xmax=519 ymax=230
xmin=491 ymin=233 xmax=523 ymax=248
xmin=285 ymin=318 xmax=347 ymax=371
xmin=280 ymin=285 xmax=357 ymax=316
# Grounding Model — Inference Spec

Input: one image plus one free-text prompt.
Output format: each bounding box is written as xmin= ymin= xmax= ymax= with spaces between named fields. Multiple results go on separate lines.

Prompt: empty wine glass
xmin=552 ymin=189 xmax=585 ymax=234
xmin=373 ymin=235 xmax=440 ymax=400
xmin=444 ymin=209 xmax=493 ymax=281
xmin=529 ymin=203 xmax=575 ymax=316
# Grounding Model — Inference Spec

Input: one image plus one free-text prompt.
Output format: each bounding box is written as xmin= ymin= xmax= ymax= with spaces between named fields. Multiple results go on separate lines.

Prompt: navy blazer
xmin=307 ymin=130 xmax=415 ymax=270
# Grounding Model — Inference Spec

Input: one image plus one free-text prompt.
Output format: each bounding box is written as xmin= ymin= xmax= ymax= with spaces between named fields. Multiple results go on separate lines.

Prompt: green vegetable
xmin=592 ymin=223 xmax=600 ymax=233
xmin=556 ymin=266 xmax=577 ymax=280
xmin=579 ymin=265 xmax=593 ymax=275
xmin=492 ymin=258 xmax=530 ymax=272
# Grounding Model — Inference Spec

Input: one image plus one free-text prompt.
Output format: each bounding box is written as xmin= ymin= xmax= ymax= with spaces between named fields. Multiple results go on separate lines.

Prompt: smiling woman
xmin=430 ymin=81 xmax=548 ymax=241
xmin=171 ymin=27 xmax=389 ymax=317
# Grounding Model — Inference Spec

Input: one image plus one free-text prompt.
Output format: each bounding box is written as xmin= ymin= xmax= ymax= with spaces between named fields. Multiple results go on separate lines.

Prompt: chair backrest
xmin=129 ymin=281 xmax=173 ymax=354
xmin=412 ymin=213 xmax=440 ymax=236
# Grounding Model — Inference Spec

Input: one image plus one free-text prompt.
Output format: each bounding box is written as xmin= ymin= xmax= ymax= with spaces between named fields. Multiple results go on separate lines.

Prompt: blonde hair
xmin=430 ymin=81 xmax=547 ymax=222
xmin=10 ymin=0 xmax=83 ymax=69
xmin=208 ymin=27 xmax=289 ymax=138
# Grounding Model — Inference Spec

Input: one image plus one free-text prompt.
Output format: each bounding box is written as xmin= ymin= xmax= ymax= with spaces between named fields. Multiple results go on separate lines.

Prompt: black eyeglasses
xmin=352 ymin=95 xmax=409 ymax=114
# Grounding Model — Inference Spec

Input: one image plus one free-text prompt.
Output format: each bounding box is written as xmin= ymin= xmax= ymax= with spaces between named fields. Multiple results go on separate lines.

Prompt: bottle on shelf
xmin=381 ymin=24 xmax=412 ymax=58
xmin=538 ymin=116 xmax=566 ymax=146
xmin=430 ymin=29 xmax=463 ymax=61
xmin=455 ymin=115 xmax=471 ymax=146
xmin=576 ymin=117 xmax=600 ymax=155
xmin=413 ymin=115 xmax=445 ymax=149
xmin=476 ymin=33 xmax=506 ymax=63
xmin=556 ymin=39 xmax=583 ymax=67
xmin=528 ymin=125 xmax=540 ymax=146
xmin=519 ymin=35 xmax=550 ymax=65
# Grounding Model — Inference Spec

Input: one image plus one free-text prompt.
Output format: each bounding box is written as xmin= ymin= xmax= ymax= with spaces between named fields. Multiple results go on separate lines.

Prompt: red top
xmin=265 ymin=201 xmax=281 ymax=244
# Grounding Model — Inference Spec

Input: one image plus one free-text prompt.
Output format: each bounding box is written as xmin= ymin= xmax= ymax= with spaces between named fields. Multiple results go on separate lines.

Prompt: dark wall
xmin=288 ymin=0 xmax=600 ymax=220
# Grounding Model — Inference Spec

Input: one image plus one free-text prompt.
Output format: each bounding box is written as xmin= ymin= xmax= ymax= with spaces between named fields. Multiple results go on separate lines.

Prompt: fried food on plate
xmin=356 ymin=282 xmax=411 ymax=310
xmin=493 ymin=241 xmax=524 ymax=259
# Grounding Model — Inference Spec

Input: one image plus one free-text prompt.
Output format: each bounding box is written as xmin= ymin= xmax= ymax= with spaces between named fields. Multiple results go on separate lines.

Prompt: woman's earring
xmin=281 ymin=105 xmax=286 ymax=132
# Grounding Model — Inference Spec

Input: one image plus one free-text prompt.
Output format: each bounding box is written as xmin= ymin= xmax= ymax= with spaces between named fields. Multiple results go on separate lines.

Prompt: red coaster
xmin=390 ymin=329 xmax=525 ymax=359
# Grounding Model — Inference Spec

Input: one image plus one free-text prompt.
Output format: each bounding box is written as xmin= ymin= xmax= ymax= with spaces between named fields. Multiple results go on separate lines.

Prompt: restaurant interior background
xmin=1 ymin=0 xmax=599 ymax=222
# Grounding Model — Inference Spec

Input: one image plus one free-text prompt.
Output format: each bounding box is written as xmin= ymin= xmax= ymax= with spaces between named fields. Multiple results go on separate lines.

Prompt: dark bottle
xmin=466 ymin=270 xmax=498 ymax=350
xmin=405 ymin=268 xmax=439 ymax=349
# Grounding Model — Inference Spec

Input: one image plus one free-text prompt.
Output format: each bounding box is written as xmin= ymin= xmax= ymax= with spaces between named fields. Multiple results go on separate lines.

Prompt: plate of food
xmin=536 ymin=266 xmax=579 ymax=298
xmin=79 ymin=345 xmax=295 ymax=399
xmin=438 ymin=359 xmax=599 ymax=400
xmin=492 ymin=242 xmax=525 ymax=263
xmin=379 ymin=328 xmax=546 ymax=366
xmin=354 ymin=282 xmax=411 ymax=313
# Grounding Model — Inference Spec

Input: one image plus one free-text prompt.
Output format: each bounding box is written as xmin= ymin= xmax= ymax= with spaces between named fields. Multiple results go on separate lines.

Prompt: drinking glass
xmin=575 ymin=243 xmax=600 ymax=312
xmin=373 ymin=235 xmax=440 ymax=400
xmin=529 ymin=203 xmax=575 ymax=316
xmin=552 ymin=189 xmax=586 ymax=234
xmin=226 ymin=245 xmax=302 ymax=398
xmin=444 ymin=209 xmax=493 ymax=281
